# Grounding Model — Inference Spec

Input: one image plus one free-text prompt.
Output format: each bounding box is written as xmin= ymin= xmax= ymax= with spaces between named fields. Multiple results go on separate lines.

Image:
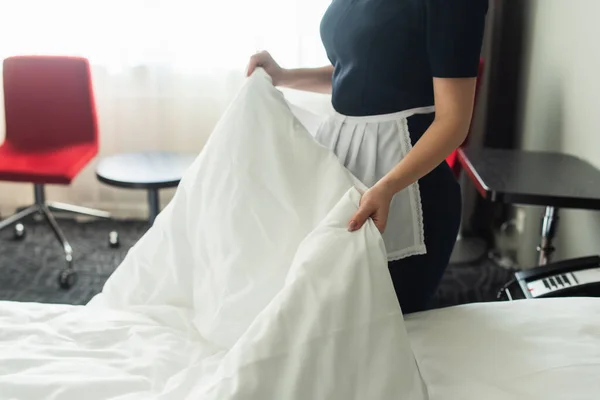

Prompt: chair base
xmin=0 ymin=184 xmax=112 ymax=290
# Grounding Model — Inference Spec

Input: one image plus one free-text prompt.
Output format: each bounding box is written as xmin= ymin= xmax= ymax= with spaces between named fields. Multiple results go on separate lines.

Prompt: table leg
xmin=147 ymin=189 xmax=160 ymax=225
xmin=537 ymin=206 xmax=559 ymax=265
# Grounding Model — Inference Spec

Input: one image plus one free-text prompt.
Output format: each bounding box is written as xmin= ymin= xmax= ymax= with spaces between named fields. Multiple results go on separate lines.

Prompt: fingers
xmin=372 ymin=215 xmax=386 ymax=233
xmin=348 ymin=197 xmax=388 ymax=233
xmin=348 ymin=206 xmax=372 ymax=232
xmin=246 ymin=57 xmax=258 ymax=77
xmin=246 ymin=51 xmax=268 ymax=77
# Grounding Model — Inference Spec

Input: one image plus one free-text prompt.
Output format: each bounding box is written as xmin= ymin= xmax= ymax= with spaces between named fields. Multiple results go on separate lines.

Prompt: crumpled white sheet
xmin=87 ymin=68 xmax=427 ymax=399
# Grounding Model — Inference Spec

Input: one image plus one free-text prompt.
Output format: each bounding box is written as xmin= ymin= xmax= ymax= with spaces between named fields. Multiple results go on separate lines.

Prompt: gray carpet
xmin=0 ymin=218 xmax=514 ymax=308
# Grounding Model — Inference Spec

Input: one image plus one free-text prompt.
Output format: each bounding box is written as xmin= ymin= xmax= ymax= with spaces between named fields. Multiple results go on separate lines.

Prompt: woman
xmin=247 ymin=0 xmax=488 ymax=313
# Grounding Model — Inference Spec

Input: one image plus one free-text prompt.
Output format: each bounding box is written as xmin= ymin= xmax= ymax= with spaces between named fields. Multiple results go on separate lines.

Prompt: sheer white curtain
xmin=0 ymin=0 xmax=333 ymax=217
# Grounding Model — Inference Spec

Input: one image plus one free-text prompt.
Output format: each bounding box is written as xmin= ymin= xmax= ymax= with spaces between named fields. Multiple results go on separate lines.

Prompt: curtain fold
xmin=0 ymin=0 xmax=333 ymax=217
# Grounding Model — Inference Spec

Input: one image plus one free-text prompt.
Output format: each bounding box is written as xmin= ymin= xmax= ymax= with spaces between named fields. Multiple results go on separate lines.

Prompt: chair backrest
xmin=3 ymin=56 xmax=98 ymax=150
xmin=446 ymin=58 xmax=485 ymax=177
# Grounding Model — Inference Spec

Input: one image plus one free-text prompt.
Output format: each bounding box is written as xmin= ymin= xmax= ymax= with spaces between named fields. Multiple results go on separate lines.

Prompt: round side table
xmin=96 ymin=151 xmax=196 ymax=224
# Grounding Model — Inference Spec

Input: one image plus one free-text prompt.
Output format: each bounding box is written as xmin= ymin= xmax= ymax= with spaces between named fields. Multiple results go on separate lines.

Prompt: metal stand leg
xmin=42 ymin=205 xmax=79 ymax=289
xmin=41 ymin=205 xmax=73 ymax=264
xmin=147 ymin=189 xmax=160 ymax=225
xmin=537 ymin=206 xmax=559 ymax=266
xmin=1 ymin=184 xmax=113 ymax=290
xmin=0 ymin=205 xmax=39 ymax=231
xmin=34 ymin=183 xmax=46 ymax=205
xmin=48 ymin=202 xmax=112 ymax=219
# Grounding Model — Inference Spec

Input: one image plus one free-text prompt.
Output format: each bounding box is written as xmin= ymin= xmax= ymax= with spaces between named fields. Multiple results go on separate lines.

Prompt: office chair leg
xmin=0 ymin=205 xmax=39 ymax=232
xmin=47 ymin=201 xmax=119 ymax=249
xmin=41 ymin=205 xmax=78 ymax=289
xmin=47 ymin=201 xmax=111 ymax=219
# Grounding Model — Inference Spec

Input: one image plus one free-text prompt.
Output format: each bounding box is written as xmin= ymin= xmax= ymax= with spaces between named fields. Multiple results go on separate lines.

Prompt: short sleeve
xmin=426 ymin=0 xmax=488 ymax=78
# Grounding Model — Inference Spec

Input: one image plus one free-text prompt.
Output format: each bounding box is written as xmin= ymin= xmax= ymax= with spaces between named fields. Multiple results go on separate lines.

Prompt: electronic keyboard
xmin=502 ymin=255 xmax=600 ymax=300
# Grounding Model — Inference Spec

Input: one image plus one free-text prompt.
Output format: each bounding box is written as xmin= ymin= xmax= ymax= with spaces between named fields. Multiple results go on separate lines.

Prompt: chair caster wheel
xmin=13 ymin=223 xmax=26 ymax=240
xmin=108 ymin=231 xmax=120 ymax=248
xmin=58 ymin=269 xmax=78 ymax=290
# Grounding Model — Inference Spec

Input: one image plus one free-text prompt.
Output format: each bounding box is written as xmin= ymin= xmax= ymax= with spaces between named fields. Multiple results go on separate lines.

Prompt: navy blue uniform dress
xmin=319 ymin=0 xmax=488 ymax=313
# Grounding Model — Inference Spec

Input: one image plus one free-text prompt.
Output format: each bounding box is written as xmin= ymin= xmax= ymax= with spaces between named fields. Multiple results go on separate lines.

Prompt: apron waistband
xmin=331 ymin=106 xmax=435 ymax=124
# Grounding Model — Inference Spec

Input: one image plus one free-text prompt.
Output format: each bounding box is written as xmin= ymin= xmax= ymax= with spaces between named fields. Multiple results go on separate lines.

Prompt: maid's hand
xmin=246 ymin=50 xmax=286 ymax=85
xmin=347 ymin=184 xmax=394 ymax=234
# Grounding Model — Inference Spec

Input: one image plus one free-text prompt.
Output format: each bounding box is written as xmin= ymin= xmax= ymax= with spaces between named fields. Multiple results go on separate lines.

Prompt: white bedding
xmin=0 ymin=69 xmax=598 ymax=399
xmin=1 ymin=298 xmax=598 ymax=399
xmin=406 ymin=298 xmax=600 ymax=400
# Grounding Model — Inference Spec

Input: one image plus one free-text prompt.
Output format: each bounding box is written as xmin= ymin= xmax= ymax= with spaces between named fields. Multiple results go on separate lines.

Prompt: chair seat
xmin=0 ymin=142 xmax=97 ymax=185
xmin=446 ymin=150 xmax=461 ymax=178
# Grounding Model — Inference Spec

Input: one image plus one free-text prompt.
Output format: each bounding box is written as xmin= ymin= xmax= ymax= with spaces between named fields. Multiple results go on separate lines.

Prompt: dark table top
xmin=96 ymin=151 xmax=196 ymax=190
xmin=458 ymin=147 xmax=600 ymax=210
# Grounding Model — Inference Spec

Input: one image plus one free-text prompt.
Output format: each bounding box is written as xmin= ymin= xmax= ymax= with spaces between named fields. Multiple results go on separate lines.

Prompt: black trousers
xmin=387 ymin=115 xmax=462 ymax=314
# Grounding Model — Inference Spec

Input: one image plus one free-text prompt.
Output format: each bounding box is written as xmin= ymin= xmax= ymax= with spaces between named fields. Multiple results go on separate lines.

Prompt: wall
xmin=516 ymin=0 xmax=600 ymax=266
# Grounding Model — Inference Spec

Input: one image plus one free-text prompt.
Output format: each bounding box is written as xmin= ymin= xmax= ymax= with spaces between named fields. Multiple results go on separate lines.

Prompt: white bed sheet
xmin=406 ymin=297 xmax=600 ymax=400
xmin=0 ymin=302 xmax=212 ymax=399
xmin=0 ymin=69 xmax=426 ymax=399
xmin=1 ymin=298 xmax=598 ymax=399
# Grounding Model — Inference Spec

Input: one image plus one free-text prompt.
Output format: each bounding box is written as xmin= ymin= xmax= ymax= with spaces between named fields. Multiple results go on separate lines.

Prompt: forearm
xmin=279 ymin=66 xmax=334 ymax=94
xmin=377 ymin=117 xmax=470 ymax=195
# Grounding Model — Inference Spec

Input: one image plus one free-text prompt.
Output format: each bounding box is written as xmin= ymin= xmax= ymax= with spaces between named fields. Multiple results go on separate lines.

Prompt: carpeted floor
xmin=0 ymin=218 xmax=514 ymax=308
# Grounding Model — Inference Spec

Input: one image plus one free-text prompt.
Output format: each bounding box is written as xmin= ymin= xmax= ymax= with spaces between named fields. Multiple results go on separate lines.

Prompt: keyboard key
xmin=556 ymin=275 xmax=563 ymax=286
xmin=543 ymin=279 xmax=550 ymax=289
xmin=562 ymin=274 xmax=571 ymax=285
xmin=571 ymin=273 xmax=579 ymax=284
xmin=549 ymin=278 xmax=557 ymax=288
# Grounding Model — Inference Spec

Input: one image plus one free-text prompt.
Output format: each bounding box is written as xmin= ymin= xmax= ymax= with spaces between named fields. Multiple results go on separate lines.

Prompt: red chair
xmin=446 ymin=58 xmax=485 ymax=177
xmin=0 ymin=56 xmax=111 ymax=289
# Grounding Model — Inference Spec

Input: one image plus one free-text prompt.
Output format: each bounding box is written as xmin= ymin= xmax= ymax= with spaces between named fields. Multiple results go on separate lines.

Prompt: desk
xmin=458 ymin=147 xmax=600 ymax=265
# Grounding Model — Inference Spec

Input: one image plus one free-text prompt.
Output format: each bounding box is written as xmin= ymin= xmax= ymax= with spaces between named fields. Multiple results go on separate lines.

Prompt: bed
xmin=0 ymin=70 xmax=598 ymax=399
xmin=406 ymin=298 xmax=600 ymax=400
xmin=1 ymin=298 xmax=598 ymax=399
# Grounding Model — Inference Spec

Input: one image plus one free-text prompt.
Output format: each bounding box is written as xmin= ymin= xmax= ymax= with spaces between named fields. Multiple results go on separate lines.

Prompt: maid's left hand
xmin=347 ymin=184 xmax=394 ymax=234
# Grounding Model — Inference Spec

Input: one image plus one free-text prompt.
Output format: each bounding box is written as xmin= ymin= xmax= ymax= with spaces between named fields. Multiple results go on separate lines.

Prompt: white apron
xmin=314 ymin=106 xmax=435 ymax=261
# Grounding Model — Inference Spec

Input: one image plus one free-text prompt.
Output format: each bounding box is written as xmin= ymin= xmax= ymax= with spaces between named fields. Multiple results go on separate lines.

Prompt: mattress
xmin=0 ymin=298 xmax=598 ymax=399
